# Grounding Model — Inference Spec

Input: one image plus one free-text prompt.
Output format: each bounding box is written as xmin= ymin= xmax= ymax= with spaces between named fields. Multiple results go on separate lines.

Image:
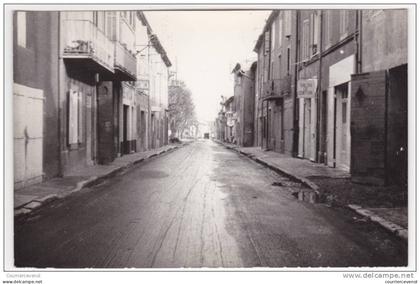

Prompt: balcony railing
xmin=62 ymin=19 xmax=114 ymax=72
xmin=262 ymin=75 xmax=292 ymax=98
xmin=114 ymin=42 xmax=137 ymax=80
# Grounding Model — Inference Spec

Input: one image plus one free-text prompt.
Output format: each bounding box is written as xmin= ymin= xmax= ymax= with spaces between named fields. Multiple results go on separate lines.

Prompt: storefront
xmin=120 ymin=83 xmax=137 ymax=155
xmin=327 ymin=55 xmax=355 ymax=170
xmin=297 ymin=78 xmax=317 ymax=161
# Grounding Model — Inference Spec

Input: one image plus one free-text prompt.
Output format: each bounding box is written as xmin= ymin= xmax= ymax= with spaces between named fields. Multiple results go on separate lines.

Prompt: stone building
xmin=137 ymin=12 xmax=172 ymax=149
xmin=13 ymin=10 xmax=171 ymax=189
xmin=254 ymin=10 xmax=298 ymax=154
xmin=232 ymin=62 xmax=257 ymax=147
xmin=296 ymin=10 xmax=358 ymax=170
xmin=251 ymin=9 xmax=407 ymax=187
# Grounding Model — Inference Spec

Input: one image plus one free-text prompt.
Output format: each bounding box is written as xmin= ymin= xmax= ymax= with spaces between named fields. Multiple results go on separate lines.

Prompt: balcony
xmin=114 ymin=42 xmax=137 ymax=81
xmin=62 ymin=19 xmax=115 ymax=74
xmin=262 ymin=76 xmax=292 ymax=100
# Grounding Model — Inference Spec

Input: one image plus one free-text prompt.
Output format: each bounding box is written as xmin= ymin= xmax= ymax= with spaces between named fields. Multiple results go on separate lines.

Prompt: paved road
xmin=15 ymin=141 xmax=407 ymax=268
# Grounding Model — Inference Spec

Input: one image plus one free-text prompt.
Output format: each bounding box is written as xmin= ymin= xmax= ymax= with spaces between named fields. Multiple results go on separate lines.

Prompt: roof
xmin=253 ymin=10 xmax=280 ymax=53
xmin=137 ymin=11 xmax=172 ymax=67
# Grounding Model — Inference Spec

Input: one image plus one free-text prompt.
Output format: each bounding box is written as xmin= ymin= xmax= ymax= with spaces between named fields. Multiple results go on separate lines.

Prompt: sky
xmin=144 ymin=11 xmax=270 ymax=123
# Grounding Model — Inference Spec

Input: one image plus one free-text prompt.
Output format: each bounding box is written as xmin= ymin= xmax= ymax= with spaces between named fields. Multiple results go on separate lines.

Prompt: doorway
xmin=122 ymin=105 xmax=129 ymax=154
xmin=140 ymin=111 xmax=146 ymax=151
xmin=334 ymin=83 xmax=350 ymax=170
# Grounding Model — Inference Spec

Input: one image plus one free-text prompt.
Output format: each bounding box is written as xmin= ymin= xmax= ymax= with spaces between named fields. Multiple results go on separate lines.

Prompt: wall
xmin=13 ymin=11 xmax=60 ymax=186
xmin=242 ymin=69 xmax=256 ymax=147
xmin=350 ymin=70 xmax=387 ymax=185
xmin=296 ymin=9 xmax=357 ymax=165
xmin=361 ymin=10 xmax=408 ymax=73
xmin=61 ymin=65 xmax=97 ymax=174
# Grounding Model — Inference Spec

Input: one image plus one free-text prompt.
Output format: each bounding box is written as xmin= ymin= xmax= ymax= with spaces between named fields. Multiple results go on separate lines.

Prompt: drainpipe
xmin=356 ymin=10 xmax=363 ymax=73
xmin=292 ymin=10 xmax=300 ymax=157
xmin=57 ymin=12 xmax=63 ymax=177
xmin=316 ymin=10 xmax=323 ymax=163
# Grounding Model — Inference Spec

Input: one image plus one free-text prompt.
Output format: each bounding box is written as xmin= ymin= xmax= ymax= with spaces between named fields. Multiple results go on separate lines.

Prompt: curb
xmin=348 ymin=204 xmax=408 ymax=242
xmin=14 ymin=144 xmax=182 ymax=218
xmin=217 ymin=140 xmax=408 ymax=242
xmin=218 ymin=141 xmax=320 ymax=198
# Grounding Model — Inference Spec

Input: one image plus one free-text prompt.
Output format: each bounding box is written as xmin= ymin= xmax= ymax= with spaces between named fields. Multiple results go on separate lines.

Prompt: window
xmin=324 ymin=10 xmax=332 ymax=48
xmin=278 ymin=18 xmax=283 ymax=48
xmin=264 ymin=31 xmax=270 ymax=55
xmin=284 ymin=11 xmax=292 ymax=37
xmin=339 ymin=10 xmax=348 ymax=39
xmin=278 ymin=54 xmax=282 ymax=77
xmin=310 ymin=11 xmax=320 ymax=55
xmin=129 ymin=11 xmax=133 ymax=26
xmin=287 ymin=47 xmax=291 ymax=75
xmin=68 ymin=90 xmax=84 ymax=146
xmin=94 ymin=11 xmax=106 ymax=32
xmin=271 ymin=22 xmax=276 ymax=52
xmin=235 ymin=75 xmax=242 ymax=85
xmin=16 ymin=11 xmax=27 ymax=48
xmin=271 ymin=61 xmax=274 ymax=80
xmin=302 ymin=19 xmax=309 ymax=60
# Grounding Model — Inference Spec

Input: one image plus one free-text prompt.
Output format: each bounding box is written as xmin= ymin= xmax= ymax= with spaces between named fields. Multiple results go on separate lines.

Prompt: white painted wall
xmin=13 ymin=83 xmax=44 ymax=189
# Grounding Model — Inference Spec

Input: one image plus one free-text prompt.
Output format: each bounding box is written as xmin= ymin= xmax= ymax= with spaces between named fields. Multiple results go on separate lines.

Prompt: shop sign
xmin=297 ymin=79 xmax=318 ymax=98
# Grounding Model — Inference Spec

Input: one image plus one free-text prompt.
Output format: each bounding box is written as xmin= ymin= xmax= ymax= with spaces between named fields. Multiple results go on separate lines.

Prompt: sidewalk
xmin=218 ymin=141 xmax=408 ymax=241
xmin=15 ymin=143 xmax=185 ymax=217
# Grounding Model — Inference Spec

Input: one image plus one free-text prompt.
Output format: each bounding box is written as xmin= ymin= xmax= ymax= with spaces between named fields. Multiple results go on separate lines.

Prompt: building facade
xmin=350 ymin=10 xmax=407 ymax=186
xmin=14 ymin=11 xmax=60 ymax=189
xmin=137 ymin=12 xmax=172 ymax=149
xmin=254 ymin=10 xmax=298 ymax=155
xmin=249 ymin=9 xmax=407 ymax=186
xmin=296 ymin=9 xmax=358 ymax=170
xmin=13 ymin=10 xmax=171 ymax=189
xmin=232 ymin=62 xmax=256 ymax=147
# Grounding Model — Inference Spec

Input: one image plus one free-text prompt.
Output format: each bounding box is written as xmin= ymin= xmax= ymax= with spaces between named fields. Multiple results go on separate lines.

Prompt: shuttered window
xmin=284 ymin=11 xmax=292 ymax=37
xmin=324 ymin=10 xmax=332 ymax=48
xmin=264 ymin=31 xmax=270 ymax=55
xmin=339 ymin=10 xmax=348 ymax=39
xmin=302 ymin=19 xmax=309 ymax=60
xmin=68 ymin=90 xmax=84 ymax=146
xmin=279 ymin=18 xmax=283 ymax=48
xmin=310 ymin=12 xmax=320 ymax=55
xmin=68 ymin=90 xmax=79 ymax=145
xmin=106 ymin=11 xmax=117 ymax=40
xmin=16 ymin=12 xmax=27 ymax=48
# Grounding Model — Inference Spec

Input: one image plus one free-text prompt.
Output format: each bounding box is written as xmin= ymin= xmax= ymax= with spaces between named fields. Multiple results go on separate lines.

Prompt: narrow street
xmin=14 ymin=141 xmax=407 ymax=268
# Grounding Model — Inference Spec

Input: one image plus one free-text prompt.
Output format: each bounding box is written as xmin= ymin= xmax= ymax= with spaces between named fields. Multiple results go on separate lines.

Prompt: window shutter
xmin=16 ymin=12 xmax=27 ymax=48
xmin=106 ymin=11 xmax=117 ymax=41
xmin=68 ymin=90 xmax=79 ymax=145
xmin=313 ymin=12 xmax=319 ymax=46
xmin=264 ymin=31 xmax=270 ymax=55
xmin=279 ymin=18 xmax=283 ymax=47
xmin=309 ymin=14 xmax=314 ymax=48
xmin=302 ymin=20 xmax=309 ymax=60
xmin=271 ymin=22 xmax=276 ymax=52
xmin=284 ymin=11 xmax=292 ymax=37
xmin=78 ymin=92 xmax=83 ymax=144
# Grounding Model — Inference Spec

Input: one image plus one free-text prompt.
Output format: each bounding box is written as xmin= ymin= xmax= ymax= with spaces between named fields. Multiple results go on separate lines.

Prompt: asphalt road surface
xmin=15 ymin=140 xmax=407 ymax=268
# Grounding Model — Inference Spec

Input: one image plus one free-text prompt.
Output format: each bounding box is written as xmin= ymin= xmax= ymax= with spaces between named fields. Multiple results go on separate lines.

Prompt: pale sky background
xmin=144 ymin=11 xmax=271 ymax=123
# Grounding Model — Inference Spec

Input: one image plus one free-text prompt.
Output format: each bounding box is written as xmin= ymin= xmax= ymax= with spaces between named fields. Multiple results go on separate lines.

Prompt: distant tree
xmin=168 ymin=81 xmax=197 ymax=139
